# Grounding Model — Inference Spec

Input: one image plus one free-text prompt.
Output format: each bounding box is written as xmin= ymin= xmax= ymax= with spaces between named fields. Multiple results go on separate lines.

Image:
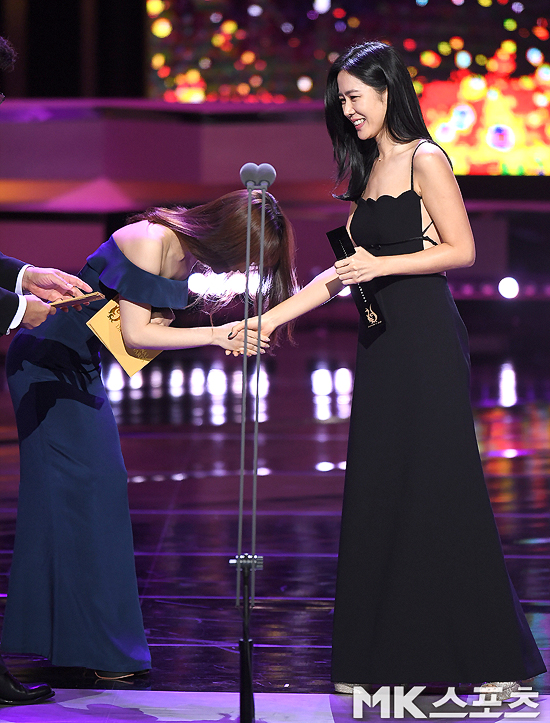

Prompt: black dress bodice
xmin=350 ymin=189 xmax=429 ymax=257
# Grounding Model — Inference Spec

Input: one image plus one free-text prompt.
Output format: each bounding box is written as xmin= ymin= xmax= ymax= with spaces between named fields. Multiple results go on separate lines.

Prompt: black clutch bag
xmin=326 ymin=226 xmax=386 ymax=345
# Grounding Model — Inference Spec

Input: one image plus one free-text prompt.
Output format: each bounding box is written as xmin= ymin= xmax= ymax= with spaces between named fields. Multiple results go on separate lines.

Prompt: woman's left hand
xmin=334 ymin=247 xmax=383 ymax=284
xmin=215 ymin=322 xmax=269 ymax=356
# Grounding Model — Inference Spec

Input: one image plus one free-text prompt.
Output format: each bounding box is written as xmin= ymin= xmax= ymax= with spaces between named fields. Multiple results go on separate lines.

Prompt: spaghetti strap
xmin=410 ymin=140 xmax=435 ymax=239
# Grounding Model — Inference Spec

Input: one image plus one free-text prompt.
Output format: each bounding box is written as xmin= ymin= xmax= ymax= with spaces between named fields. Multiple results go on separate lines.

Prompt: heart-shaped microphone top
xmin=257 ymin=163 xmax=276 ymax=186
xmin=239 ymin=162 xmax=277 ymax=187
xmin=240 ymin=162 xmax=260 ymax=186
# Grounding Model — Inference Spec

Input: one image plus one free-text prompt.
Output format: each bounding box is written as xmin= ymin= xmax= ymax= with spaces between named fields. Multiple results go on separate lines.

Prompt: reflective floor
xmin=0 ymin=325 xmax=548 ymax=701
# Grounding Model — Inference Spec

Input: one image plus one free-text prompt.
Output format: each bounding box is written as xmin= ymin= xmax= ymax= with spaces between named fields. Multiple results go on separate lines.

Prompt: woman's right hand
xmin=227 ymin=315 xmax=278 ymax=356
xmin=213 ymin=321 xmax=270 ymax=356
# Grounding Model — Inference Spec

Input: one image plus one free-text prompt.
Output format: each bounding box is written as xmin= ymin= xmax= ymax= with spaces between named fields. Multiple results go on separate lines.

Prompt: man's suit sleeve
xmin=0 ymin=252 xmax=26 ymax=290
xmin=0 ymin=253 xmax=26 ymax=336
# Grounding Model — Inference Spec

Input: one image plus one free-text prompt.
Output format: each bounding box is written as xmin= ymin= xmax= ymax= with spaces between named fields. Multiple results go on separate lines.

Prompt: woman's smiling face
xmin=337 ymin=70 xmax=388 ymax=141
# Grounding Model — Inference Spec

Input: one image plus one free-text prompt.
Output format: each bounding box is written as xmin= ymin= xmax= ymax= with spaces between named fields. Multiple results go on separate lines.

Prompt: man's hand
xmin=22 ymin=267 xmax=92 ymax=302
xmin=21 ymin=295 xmax=57 ymax=329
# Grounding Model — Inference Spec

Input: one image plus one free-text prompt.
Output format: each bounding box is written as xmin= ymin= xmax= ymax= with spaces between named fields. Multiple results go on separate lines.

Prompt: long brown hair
xmin=132 ymin=190 xmax=298 ymax=340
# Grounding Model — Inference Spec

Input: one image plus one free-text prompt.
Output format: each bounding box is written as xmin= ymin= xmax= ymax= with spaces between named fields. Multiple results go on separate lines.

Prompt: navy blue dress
xmin=3 ymin=237 xmax=188 ymax=671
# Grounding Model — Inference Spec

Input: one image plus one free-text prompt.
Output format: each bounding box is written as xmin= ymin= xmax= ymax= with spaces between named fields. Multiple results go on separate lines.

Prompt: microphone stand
xmin=229 ymin=163 xmax=276 ymax=723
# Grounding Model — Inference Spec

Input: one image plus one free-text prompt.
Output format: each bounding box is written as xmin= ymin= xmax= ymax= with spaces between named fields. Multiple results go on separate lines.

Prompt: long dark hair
xmin=325 ymin=41 xmax=433 ymax=202
xmin=132 ymin=190 xmax=298 ymax=340
xmin=0 ymin=37 xmax=16 ymax=72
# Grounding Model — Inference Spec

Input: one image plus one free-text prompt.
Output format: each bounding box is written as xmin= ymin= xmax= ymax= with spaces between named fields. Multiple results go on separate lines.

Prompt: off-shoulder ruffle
xmin=85 ymin=237 xmax=188 ymax=309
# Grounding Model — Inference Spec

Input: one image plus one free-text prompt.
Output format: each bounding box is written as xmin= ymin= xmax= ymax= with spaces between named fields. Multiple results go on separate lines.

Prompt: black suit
xmin=0 ymin=255 xmax=24 ymax=672
xmin=0 ymin=253 xmax=25 ymax=336
xmin=0 ymin=253 xmax=25 ymax=672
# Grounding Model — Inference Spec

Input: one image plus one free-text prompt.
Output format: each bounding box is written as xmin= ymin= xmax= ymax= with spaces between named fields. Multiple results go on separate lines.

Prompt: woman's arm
xmin=112 ymin=226 xmax=267 ymax=354
xmin=119 ymin=297 xmax=264 ymax=353
xmin=335 ymin=145 xmax=475 ymax=284
xmin=230 ymin=267 xmax=343 ymax=339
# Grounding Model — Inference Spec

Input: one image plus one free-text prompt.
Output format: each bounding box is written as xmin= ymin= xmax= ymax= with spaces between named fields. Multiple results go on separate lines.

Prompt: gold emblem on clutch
xmin=129 ymin=349 xmax=153 ymax=360
xmin=107 ymin=304 xmax=121 ymax=327
xmin=365 ymin=305 xmax=381 ymax=327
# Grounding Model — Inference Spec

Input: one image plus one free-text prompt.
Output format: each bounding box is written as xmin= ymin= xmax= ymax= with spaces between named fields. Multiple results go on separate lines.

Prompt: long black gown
xmin=331 ymin=142 xmax=546 ymax=684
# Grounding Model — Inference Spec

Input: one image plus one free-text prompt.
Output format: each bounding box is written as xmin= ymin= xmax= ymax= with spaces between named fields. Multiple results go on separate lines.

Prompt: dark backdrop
xmin=0 ymin=0 xmax=145 ymax=97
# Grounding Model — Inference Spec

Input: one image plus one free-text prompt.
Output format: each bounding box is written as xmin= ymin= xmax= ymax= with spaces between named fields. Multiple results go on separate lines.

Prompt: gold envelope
xmin=86 ymin=298 xmax=161 ymax=377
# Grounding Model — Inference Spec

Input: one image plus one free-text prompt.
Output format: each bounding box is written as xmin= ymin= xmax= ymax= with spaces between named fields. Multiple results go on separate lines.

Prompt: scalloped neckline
xmin=359 ymin=189 xmax=420 ymax=204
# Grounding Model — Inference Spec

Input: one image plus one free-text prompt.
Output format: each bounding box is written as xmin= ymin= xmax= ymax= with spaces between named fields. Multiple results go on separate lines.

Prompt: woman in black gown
xmin=231 ymin=42 xmax=546 ymax=698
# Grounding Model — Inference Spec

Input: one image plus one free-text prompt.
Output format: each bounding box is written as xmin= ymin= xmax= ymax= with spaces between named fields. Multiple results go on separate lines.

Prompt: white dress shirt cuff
xmin=15 ymin=264 xmax=31 ymax=295
xmin=7 ymin=295 xmax=27 ymax=333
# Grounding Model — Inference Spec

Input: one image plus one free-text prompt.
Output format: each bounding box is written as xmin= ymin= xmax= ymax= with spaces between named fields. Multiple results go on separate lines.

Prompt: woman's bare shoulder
xmin=112 ymin=222 xmax=176 ymax=275
xmin=413 ymin=142 xmax=451 ymax=170
xmin=413 ymin=142 xmax=456 ymax=191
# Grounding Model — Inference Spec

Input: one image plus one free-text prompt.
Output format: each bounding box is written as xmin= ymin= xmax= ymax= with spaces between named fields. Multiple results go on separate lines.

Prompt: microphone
xmin=239 ymin=162 xmax=277 ymax=188
xmin=240 ymin=163 xmax=260 ymax=187
xmin=256 ymin=163 xmax=276 ymax=187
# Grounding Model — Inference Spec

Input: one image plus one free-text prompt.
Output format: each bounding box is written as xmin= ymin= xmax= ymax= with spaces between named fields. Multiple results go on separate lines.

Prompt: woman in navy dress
xmin=3 ymin=190 xmax=296 ymax=678
xmin=232 ymin=43 xmax=546 ymax=698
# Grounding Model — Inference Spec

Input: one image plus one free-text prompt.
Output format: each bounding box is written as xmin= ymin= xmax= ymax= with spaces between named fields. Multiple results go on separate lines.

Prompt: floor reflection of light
xmin=257 ymin=398 xmax=268 ymax=423
xmin=190 ymin=367 xmax=205 ymax=396
xmin=231 ymin=370 xmax=243 ymax=396
xmin=249 ymin=368 xmax=269 ymax=397
xmin=211 ymin=402 xmax=226 ymax=426
xmin=311 ymin=368 xmax=333 ymax=396
xmin=129 ymin=371 xmax=143 ymax=389
xmin=169 ymin=366 xmax=184 ymax=398
xmin=334 ymin=367 xmax=353 ymax=394
xmin=170 ymin=406 xmax=183 ymax=424
xmin=314 ymin=395 xmax=331 ymax=421
xmin=130 ymin=389 xmax=143 ymax=400
xmin=150 ymin=368 xmax=163 ymax=388
xmin=316 ymin=461 xmax=335 ymax=471
xmin=499 ymin=362 xmax=517 ymax=407
xmin=170 ymin=367 xmax=184 ymax=389
xmin=105 ymin=363 xmax=125 ymax=391
xmin=108 ymin=390 xmax=123 ymax=403
xmin=337 ymin=394 xmax=351 ymax=419
xmin=338 ymin=461 xmax=346 ymax=470
xmin=207 ymin=367 xmax=227 ymax=396
xmin=519 ymin=537 xmax=550 ymax=545
xmin=151 ymin=387 xmax=163 ymax=399
xmin=192 ymin=406 xmax=204 ymax=426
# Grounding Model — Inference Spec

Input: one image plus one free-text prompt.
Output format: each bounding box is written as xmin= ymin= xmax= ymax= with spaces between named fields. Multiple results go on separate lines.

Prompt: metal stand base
xmin=230 ymin=554 xmax=263 ymax=723
xmin=239 ymin=638 xmax=254 ymax=722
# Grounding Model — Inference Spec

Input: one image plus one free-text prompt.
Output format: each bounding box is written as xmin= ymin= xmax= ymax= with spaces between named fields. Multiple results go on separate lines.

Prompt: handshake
xmin=223 ymin=316 xmax=273 ymax=357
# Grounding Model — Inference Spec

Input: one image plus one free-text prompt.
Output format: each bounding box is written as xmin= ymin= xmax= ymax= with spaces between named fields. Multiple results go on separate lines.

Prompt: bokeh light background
xmin=147 ymin=0 xmax=550 ymax=176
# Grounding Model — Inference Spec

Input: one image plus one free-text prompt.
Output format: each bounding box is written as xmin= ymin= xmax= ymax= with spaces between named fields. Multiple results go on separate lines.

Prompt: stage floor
xmin=0 ymin=325 xmax=548 ymax=719
xmin=0 ymin=689 xmax=548 ymax=722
